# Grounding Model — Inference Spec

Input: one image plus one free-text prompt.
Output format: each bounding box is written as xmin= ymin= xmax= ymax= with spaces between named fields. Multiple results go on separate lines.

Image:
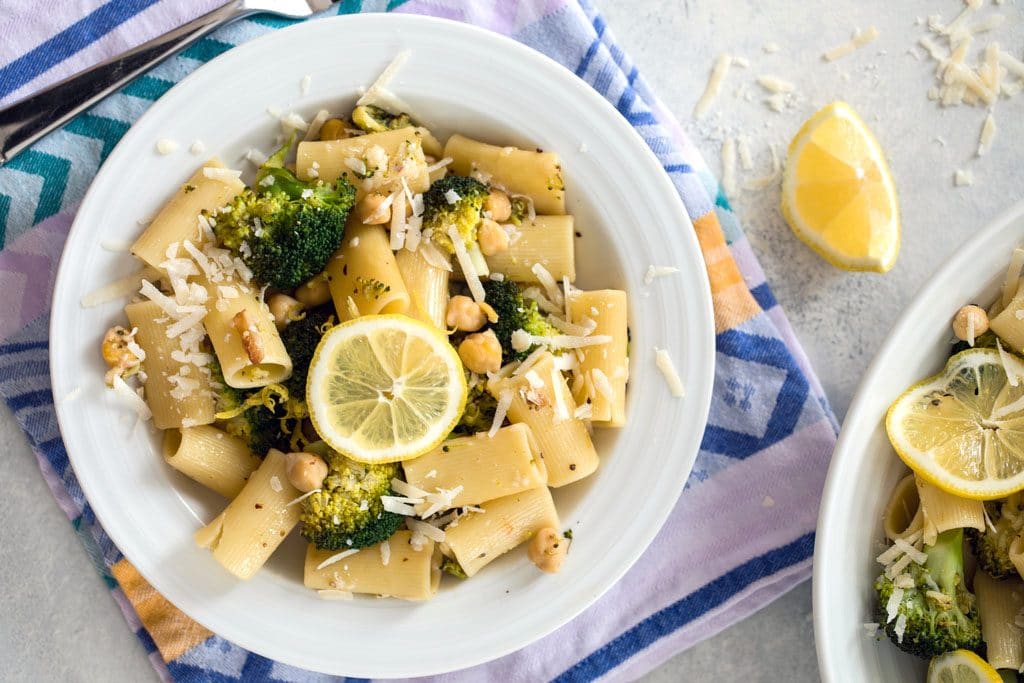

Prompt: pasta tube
xmin=568 ymin=289 xmax=628 ymax=425
xmin=402 ymin=424 xmax=548 ymax=507
xmin=194 ymin=449 xmax=302 ymax=580
xmin=444 ymin=135 xmax=565 ymax=214
xmin=296 ymin=127 xmax=434 ymax=196
xmin=975 ymin=569 xmax=1024 ymax=670
xmin=163 ymin=426 xmax=261 ymax=498
xmin=304 ymin=531 xmax=441 ymax=601
xmin=452 ymin=215 xmax=575 ymax=283
xmin=325 ymin=222 xmax=409 ymax=320
xmin=916 ymin=476 xmax=985 ymax=546
xmin=202 ymin=277 xmax=292 ymax=389
xmin=395 ymin=248 xmax=449 ymax=329
xmin=489 ymin=353 xmax=599 ymax=487
xmin=443 ymin=486 xmax=559 ymax=578
xmin=124 ymin=300 xmax=215 ymax=430
xmin=882 ymin=473 xmax=923 ymax=541
xmin=132 ymin=159 xmax=245 ymax=269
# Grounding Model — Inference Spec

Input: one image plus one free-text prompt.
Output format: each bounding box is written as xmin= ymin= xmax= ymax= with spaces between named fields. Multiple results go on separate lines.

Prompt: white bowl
xmin=49 ymin=14 xmax=715 ymax=678
xmin=814 ymin=199 xmax=1024 ymax=681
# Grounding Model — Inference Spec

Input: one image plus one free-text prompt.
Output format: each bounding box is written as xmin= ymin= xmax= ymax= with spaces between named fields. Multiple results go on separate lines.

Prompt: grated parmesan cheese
xmin=203 ymin=167 xmax=243 ymax=183
xmin=644 ymin=265 xmax=680 ymax=285
xmin=489 ymin=389 xmax=513 ymax=438
xmin=189 ymin=140 xmax=206 ymax=155
xmin=448 ymin=227 xmax=485 ymax=302
xmin=156 ymin=138 xmax=178 ymax=155
xmin=893 ymin=613 xmax=907 ymax=643
xmin=304 ymin=109 xmax=330 ymax=141
xmin=111 ymin=375 xmax=152 ymax=421
xmin=316 ymin=549 xmax=359 ymax=570
xmin=300 ymin=74 xmax=312 ymax=96
xmin=357 ymin=49 xmax=411 ymax=107
xmin=885 ymin=586 xmax=904 ymax=623
xmin=286 ymin=488 xmax=321 ymax=507
xmin=954 ymin=168 xmax=974 ymax=186
xmin=380 ymin=540 xmax=391 ymax=566
xmin=763 ymin=42 xmax=781 ymax=54
xmin=654 ymin=348 xmax=685 ymax=397
xmin=693 ymin=54 xmax=732 ymax=118
xmin=977 ymin=112 xmax=996 ymax=156
xmin=823 ymin=26 xmax=880 ymax=61
xmin=756 ymin=75 xmax=796 ymax=93
xmin=81 ymin=266 xmax=161 ymax=308
xmin=269 ymin=476 xmax=283 ymax=493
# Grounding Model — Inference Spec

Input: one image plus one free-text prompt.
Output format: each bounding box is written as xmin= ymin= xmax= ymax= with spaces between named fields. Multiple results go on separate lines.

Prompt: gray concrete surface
xmin=2 ymin=0 xmax=1022 ymax=681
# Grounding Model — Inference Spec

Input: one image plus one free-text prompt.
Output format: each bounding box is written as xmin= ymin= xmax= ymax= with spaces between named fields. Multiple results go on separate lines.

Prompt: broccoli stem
xmin=925 ymin=528 xmax=964 ymax=597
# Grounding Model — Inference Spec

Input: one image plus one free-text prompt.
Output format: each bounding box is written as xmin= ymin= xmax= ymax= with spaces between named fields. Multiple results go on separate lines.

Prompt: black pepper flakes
xmin=569 ymin=464 xmax=577 ymax=471
xmin=255 ymin=503 xmax=264 ymax=509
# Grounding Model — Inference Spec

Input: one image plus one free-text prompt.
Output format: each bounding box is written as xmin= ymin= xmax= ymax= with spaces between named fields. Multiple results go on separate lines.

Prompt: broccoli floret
xmin=453 ymin=377 xmax=497 ymax=435
xmin=481 ymin=279 xmax=559 ymax=363
xmin=968 ymin=497 xmax=1023 ymax=579
xmin=205 ymin=358 xmax=282 ymax=455
xmin=299 ymin=445 xmax=404 ymax=551
xmin=210 ymin=139 xmax=356 ymax=290
xmin=441 ymin=556 xmax=467 ymax=579
xmin=874 ymin=528 xmax=982 ymax=659
xmin=351 ymin=104 xmax=413 ymax=133
xmin=422 ymin=175 xmax=489 ymax=253
xmin=279 ymin=307 xmax=334 ymax=404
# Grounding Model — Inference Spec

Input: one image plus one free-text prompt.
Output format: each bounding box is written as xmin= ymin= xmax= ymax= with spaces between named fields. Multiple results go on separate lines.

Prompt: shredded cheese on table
xmin=693 ymin=53 xmax=732 ymax=118
xmin=823 ymin=26 xmax=880 ymax=61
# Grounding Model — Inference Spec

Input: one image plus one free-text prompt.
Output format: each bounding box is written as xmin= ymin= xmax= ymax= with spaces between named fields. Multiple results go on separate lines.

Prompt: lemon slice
xmin=887 ymin=348 xmax=1024 ymax=500
xmin=927 ymin=650 xmax=1002 ymax=683
xmin=306 ymin=315 xmax=467 ymax=463
xmin=781 ymin=101 xmax=900 ymax=273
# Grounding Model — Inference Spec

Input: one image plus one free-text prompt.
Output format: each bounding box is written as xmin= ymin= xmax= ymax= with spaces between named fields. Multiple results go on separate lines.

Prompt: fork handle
xmin=0 ymin=0 xmax=248 ymax=166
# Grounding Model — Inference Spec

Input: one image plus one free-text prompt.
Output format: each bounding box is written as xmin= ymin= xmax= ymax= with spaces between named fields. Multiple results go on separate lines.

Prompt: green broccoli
xmin=205 ymin=358 xmax=282 ymax=455
xmin=279 ymin=307 xmax=334 ymax=405
xmin=481 ymin=279 xmax=558 ymax=363
xmin=968 ymin=496 xmax=1023 ymax=579
xmin=874 ymin=528 xmax=982 ymax=659
xmin=210 ymin=139 xmax=356 ymax=290
xmin=422 ymin=175 xmax=489 ymax=253
xmin=441 ymin=556 xmax=467 ymax=579
xmin=299 ymin=444 xmax=405 ymax=551
xmin=453 ymin=377 xmax=497 ymax=435
xmin=351 ymin=104 xmax=413 ymax=133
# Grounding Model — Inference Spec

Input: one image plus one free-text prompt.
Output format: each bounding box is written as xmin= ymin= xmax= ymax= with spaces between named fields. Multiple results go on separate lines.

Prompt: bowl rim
xmin=48 ymin=12 xmax=716 ymax=677
xmin=813 ymin=197 xmax=1024 ymax=681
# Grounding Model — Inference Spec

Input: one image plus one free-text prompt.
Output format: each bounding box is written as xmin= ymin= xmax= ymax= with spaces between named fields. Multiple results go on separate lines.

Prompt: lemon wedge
xmin=887 ymin=348 xmax=1024 ymax=500
xmin=927 ymin=650 xmax=1002 ymax=683
xmin=306 ymin=315 xmax=467 ymax=464
xmin=781 ymin=101 xmax=900 ymax=273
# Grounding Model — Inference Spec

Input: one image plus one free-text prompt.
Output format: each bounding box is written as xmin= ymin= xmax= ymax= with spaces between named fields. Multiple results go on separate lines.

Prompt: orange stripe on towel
xmin=111 ymin=559 xmax=213 ymax=662
xmin=692 ymin=213 xmax=762 ymax=333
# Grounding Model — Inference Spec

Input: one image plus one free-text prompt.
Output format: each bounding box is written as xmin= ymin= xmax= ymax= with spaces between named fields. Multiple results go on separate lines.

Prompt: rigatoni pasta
xmin=304 ymin=531 xmax=440 ymax=600
xmin=402 ymin=424 xmax=547 ymax=507
xmin=490 ymin=353 xmax=599 ymax=487
xmin=443 ymin=486 xmax=559 ymax=577
xmin=163 ymin=426 xmax=262 ymax=498
xmin=124 ymin=300 xmax=215 ymax=430
xmin=194 ymin=449 xmax=302 ymax=580
xmin=568 ymin=289 xmax=628 ymax=425
xmin=444 ymin=134 xmax=566 ymax=214
xmin=326 ymin=222 xmax=410 ymax=320
xmin=974 ymin=570 xmax=1024 ymax=670
xmin=131 ymin=159 xmax=245 ymax=268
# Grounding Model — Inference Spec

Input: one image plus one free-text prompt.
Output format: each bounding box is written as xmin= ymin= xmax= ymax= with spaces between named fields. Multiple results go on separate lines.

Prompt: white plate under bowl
xmin=49 ymin=14 xmax=715 ymax=678
xmin=814 ymin=198 xmax=1024 ymax=681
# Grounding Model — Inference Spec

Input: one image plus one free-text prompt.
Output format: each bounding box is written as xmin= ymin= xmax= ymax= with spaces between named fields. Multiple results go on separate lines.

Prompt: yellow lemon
xmin=306 ymin=315 xmax=467 ymax=463
xmin=887 ymin=348 xmax=1024 ymax=500
xmin=927 ymin=650 xmax=1002 ymax=683
xmin=781 ymin=101 xmax=899 ymax=272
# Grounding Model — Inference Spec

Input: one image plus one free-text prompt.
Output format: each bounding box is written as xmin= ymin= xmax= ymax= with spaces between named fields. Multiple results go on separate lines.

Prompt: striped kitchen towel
xmin=0 ymin=0 xmax=838 ymax=680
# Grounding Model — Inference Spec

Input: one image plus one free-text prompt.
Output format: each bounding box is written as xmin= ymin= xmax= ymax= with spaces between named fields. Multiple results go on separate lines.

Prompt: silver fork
xmin=0 ymin=0 xmax=335 ymax=166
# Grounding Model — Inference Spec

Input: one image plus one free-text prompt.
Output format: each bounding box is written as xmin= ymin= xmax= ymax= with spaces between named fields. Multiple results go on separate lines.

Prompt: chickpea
xmin=952 ymin=304 xmax=989 ymax=342
xmin=318 ymin=118 xmax=347 ymax=141
xmin=268 ymin=293 xmax=304 ymax=330
xmin=458 ymin=329 xmax=502 ymax=374
xmin=528 ymin=527 xmax=568 ymax=573
xmin=295 ymin=273 xmax=331 ymax=307
xmin=484 ymin=188 xmax=512 ymax=222
xmin=285 ymin=452 xmax=329 ymax=493
xmin=446 ymin=295 xmax=487 ymax=332
xmin=357 ymin=192 xmax=391 ymax=225
xmin=477 ymin=218 xmax=510 ymax=256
